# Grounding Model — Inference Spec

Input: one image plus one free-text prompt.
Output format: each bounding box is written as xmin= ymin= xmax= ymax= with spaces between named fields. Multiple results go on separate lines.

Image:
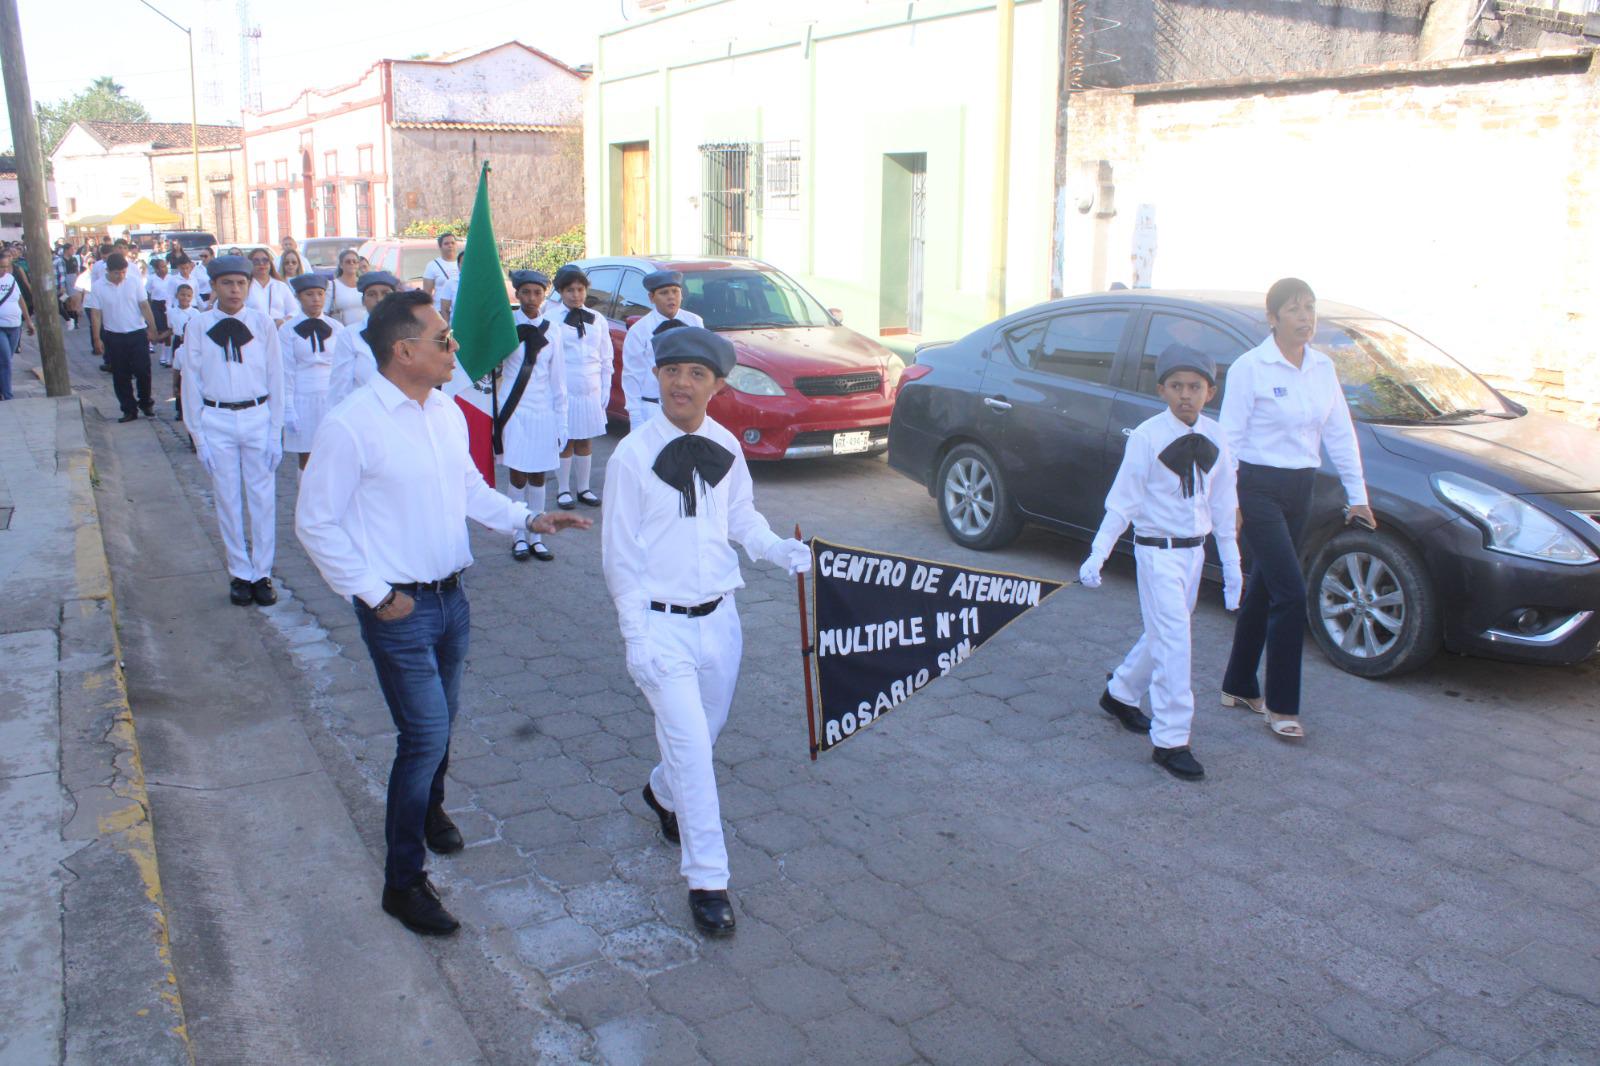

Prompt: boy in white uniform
xmin=280 ymin=274 xmax=344 ymax=469
xmin=602 ymin=326 xmax=810 ymax=936
xmin=620 ymin=270 xmax=703 ymax=427
xmin=166 ymin=281 xmax=199 ymax=421
xmin=1079 ymin=344 xmax=1242 ymax=780
xmin=327 ymin=271 xmax=397 ymax=407
xmin=495 ymin=270 xmax=567 ymax=562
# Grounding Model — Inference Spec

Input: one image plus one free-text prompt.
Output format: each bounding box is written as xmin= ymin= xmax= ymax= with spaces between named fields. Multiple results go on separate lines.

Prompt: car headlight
xmin=1431 ymin=472 xmax=1598 ymax=565
xmin=885 ymin=353 xmax=906 ymax=392
xmin=726 ymin=365 xmax=785 ymax=396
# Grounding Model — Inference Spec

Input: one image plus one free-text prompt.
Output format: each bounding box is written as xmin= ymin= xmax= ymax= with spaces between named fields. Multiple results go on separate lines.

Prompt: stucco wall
xmin=148 ymin=147 xmax=248 ymax=240
xmin=50 ymin=126 xmax=151 ymax=221
xmin=390 ymin=128 xmax=583 ymax=239
xmin=1062 ymin=50 xmax=1600 ymax=428
xmin=391 ymin=45 xmax=582 ymax=125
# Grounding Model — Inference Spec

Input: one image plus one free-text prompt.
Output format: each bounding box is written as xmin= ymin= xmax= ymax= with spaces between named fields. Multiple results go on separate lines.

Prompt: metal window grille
xmin=761 ymin=140 xmax=801 ymax=216
xmin=700 ymin=142 xmax=754 ymax=256
xmin=321 ymin=183 xmax=339 ymax=236
xmin=353 ymin=182 xmax=372 ymax=239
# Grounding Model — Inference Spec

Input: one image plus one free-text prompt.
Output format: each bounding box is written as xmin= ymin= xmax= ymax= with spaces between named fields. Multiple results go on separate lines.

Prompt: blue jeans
xmin=355 ymin=584 xmax=470 ymax=889
xmin=1222 ymin=462 xmax=1315 ymax=715
xmin=0 ymin=325 xmax=18 ymax=400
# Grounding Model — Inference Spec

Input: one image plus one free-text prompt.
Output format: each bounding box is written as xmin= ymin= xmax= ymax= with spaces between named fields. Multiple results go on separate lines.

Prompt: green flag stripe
xmin=451 ymin=161 xmax=519 ymax=382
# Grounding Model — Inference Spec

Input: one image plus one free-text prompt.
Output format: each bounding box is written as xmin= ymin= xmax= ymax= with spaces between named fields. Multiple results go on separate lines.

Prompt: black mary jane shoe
xmin=530 ymin=541 xmax=555 ymax=562
xmin=575 ymin=490 xmax=601 ymax=508
xmin=381 ymin=876 xmax=460 ymax=936
xmin=689 ymin=889 xmax=735 ymax=937
xmin=1152 ymin=745 xmax=1206 ymax=781
xmin=512 ymin=537 xmax=531 ymax=561
xmin=425 ymin=805 xmax=465 ymax=854
xmin=556 ymin=490 xmax=576 ymax=511
xmin=229 ymin=577 xmax=254 ymax=606
xmin=642 ymin=783 xmax=681 ymax=845
xmin=251 ymin=577 xmax=277 ymax=606
xmin=1099 ymin=687 xmax=1152 ymax=734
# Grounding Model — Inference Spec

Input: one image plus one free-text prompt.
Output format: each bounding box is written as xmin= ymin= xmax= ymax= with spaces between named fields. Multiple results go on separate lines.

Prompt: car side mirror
xmin=828 ymin=307 xmax=844 ymax=324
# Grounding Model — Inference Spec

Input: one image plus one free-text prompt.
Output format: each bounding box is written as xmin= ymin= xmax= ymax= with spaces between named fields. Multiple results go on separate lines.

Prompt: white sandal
xmin=1220 ymin=691 xmax=1267 ymax=716
xmin=1266 ymin=712 xmax=1305 ymax=739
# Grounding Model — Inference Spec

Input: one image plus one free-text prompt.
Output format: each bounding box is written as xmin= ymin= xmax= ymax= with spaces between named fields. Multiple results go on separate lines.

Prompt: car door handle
xmin=983 ymin=397 xmax=1013 ymax=412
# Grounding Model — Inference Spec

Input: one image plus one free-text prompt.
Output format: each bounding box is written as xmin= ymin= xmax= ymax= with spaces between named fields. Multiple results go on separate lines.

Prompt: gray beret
xmin=653 ymin=326 xmax=735 ymax=377
xmin=356 ymin=270 xmax=400 ymax=293
xmin=290 ymin=274 xmax=329 ymax=295
xmin=1155 ymin=343 xmax=1216 ymax=386
xmin=206 ymin=255 xmax=250 ymax=281
xmin=552 ymin=264 xmax=588 ymax=292
xmin=643 ymin=270 xmax=684 ymax=292
xmin=509 ymin=269 xmax=550 ymax=290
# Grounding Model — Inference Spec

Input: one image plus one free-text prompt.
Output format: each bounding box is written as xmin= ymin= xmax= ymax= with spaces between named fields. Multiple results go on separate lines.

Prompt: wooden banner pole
xmin=795 ymin=523 xmax=819 ymax=761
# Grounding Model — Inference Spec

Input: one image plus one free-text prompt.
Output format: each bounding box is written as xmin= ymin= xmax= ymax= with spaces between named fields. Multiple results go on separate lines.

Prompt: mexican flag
xmin=444 ymin=161 xmax=517 ymax=487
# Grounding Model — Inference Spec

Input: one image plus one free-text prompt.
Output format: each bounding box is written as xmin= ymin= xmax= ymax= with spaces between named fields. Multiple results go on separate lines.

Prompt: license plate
xmin=832 ymin=430 xmax=872 ymax=455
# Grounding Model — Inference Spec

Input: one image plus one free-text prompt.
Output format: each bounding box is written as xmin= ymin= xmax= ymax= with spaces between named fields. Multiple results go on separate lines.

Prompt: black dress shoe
xmin=251 ymin=577 xmax=277 ymax=606
xmin=530 ymin=541 xmax=554 ymax=562
xmin=425 ymin=805 xmax=465 ymax=854
xmin=576 ymin=490 xmax=601 ymax=508
xmin=117 ymin=412 xmax=139 ymax=423
xmin=642 ymin=783 xmax=680 ymax=845
xmin=511 ymin=537 xmax=531 ymax=561
xmin=689 ymin=889 xmax=735 ymax=937
xmin=229 ymin=577 xmax=254 ymax=605
xmin=141 ymin=404 xmax=156 ymax=417
xmin=556 ymin=490 xmax=576 ymax=510
xmin=1152 ymin=745 xmax=1205 ymax=780
xmin=1099 ymin=687 xmax=1152 ymax=734
xmin=381 ymin=876 xmax=460 ymax=936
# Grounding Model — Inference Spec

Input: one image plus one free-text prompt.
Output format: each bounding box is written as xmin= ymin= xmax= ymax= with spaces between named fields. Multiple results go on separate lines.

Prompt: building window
xmin=275 ymin=159 xmax=288 ymax=182
xmin=761 ymin=140 xmax=801 ymax=216
xmin=323 ymin=150 xmax=338 ymax=177
xmin=275 ymin=189 xmax=291 ymax=238
xmin=299 ymin=130 xmax=314 ymax=152
xmin=214 ymin=191 xmax=233 ymax=242
xmin=357 ymin=145 xmax=373 ymax=173
xmin=254 ymin=161 xmax=265 ymax=184
xmin=167 ymin=191 xmax=185 ymax=218
xmin=67 ymin=197 xmax=77 ymax=214
xmin=699 ymin=142 xmax=753 ymax=257
xmin=321 ymin=183 xmax=340 ymax=235
xmin=251 ymin=191 xmax=268 ymax=243
xmin=353 ymin=181 xmax=371 ymax=238
xmin=0 ymin=213 xmax=22 ymax=228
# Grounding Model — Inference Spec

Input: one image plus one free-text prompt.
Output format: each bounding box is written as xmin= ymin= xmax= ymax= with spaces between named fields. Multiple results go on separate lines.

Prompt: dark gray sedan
xmin=888 ymin=290 xmax=1600 ymax=679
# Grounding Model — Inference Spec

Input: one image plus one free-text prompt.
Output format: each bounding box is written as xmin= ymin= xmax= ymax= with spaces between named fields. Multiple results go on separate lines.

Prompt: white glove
xmin=1223 ymin=562 xmax=1244 ymax=611
xmin=625 ymin=641 xmax=662 ymax=692
xmin=764 ymin=538 xmax=812 ymax=576
xmin=266 ymin=438 xmax=284 ymax=472
xmin=1078 ymin=553 xmax=1105 ymax=589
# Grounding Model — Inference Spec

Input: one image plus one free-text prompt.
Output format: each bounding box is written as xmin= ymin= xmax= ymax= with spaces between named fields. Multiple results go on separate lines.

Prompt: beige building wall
xmin=1062 ymin=49 xmax=1600 ymax=428
xmin=147 ymin=147 xmax=248 ymax=242
xmin=388 ymin=128 xmax=583 ymax=238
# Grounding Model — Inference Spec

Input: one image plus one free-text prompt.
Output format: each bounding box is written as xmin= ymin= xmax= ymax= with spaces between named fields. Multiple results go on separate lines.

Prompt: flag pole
xmin=795 ymin=523 xmax=819 ymax=761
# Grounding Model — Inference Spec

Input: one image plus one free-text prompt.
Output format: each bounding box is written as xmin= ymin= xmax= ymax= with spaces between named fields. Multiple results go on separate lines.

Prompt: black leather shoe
xmin=229 ymin=578 xmax=254 ymax=605
xmin=117 ymin=412 xmax=139 ymax=423
xmin=530 ymin=541 xmax=554 ymax=562
xmin=425 ymin=805 xmax=465 ymax=854
xmin=556 ymin=490 xmax=576 ymax=510
xmin=141 ymin=405 xmax=156 ymax=417
xmin=381 ymin=877 xmax=460 ymax=936
xmin=1153 ymin=745 xmax=1205 ymax=780
xmin=1100 ymin=687 xmax=1152 ymax=734
xmin=642 ymin=783 xmax=680 ymax=845
xmin=689 ymin=889 xmax=735 ymax=937
xmin=576 ymin=490 xmax=601 ymax=508
xmin=251 ymin=577 xmax=277 ymax=606
xmin=512 ymin=537 xmax=531 ymax=561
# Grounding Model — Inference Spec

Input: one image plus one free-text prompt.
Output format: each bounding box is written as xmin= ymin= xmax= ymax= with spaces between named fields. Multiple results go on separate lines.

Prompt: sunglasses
xmin=250 ymin=257 xmax=271 ymax=264
xmin=405 ymin=329 xmax=455 ymax=350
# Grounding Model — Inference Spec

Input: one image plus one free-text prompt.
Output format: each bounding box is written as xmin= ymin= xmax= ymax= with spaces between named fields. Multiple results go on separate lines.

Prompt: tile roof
xmin=390 ymin=121 xmax=576 ymax=133
xmin=81 ymin=121 xmax=242 ymax=150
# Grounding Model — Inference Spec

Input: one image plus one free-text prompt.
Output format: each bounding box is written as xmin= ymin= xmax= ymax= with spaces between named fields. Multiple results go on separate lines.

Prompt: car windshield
xmin=400 ymin=248 xmax=439 ymax=280
xmin=1316 ymin=318 xmax=1514 ymax=423
xmin=302 ymin=241 xmax=351 ymax=269
xmin=682 ymin=269 xmax=834 ymax=329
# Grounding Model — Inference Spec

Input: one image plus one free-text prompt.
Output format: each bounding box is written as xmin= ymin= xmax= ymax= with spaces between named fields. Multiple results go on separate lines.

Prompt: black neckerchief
xmin=1157 ymin=430 xmax=1219 ymax=499
xmin=564 ymin=306 xmax=595 ymax=337
xmin=207 ymin=316 xmax=253 ymax=363
xmin=516 ymin=320 xmax=549 ymax=364
xmin=652 ymin=433 xmax=735 ymax=517
xmin=653 ymin=316 xmax=688 ymax=336
xmin=293 ymin=316 xmax=333 ymax=353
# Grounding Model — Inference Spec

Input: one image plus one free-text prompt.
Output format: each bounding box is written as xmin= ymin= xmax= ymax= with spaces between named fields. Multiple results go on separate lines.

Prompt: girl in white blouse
xmin=327 ymin=248 xmax=366 ymax=327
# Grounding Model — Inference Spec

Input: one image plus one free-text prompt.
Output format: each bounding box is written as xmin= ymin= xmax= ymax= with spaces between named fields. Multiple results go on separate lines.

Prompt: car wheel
xmin=1306 ymin=528 xmax=1442 ymax=679
xmin=936 ymin=443 xmax=1022 ymax=550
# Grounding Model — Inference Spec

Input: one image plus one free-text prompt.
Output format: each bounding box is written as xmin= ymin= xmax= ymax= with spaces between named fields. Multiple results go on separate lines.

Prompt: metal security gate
xmin=700 ymin=143 xmax=753 ymax=256
xmin=907 ymin=159 xmax=927 ymax=334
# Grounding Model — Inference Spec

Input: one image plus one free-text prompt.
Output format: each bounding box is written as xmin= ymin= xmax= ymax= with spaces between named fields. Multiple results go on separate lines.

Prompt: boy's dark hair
xmin=1266 ymin=277 xmax=1315 ymax=317
xmin=436 ymin=232 xmax=455 ymax=247
xmin=105 ymin=253 xmax=128 ymax=271
xmin=366 ymin=289 xmax=433 ymax=368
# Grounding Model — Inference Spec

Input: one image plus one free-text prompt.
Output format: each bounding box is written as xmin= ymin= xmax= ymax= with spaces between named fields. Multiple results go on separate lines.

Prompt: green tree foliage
xmin=36 ymin=77 xmax=152 ymax=156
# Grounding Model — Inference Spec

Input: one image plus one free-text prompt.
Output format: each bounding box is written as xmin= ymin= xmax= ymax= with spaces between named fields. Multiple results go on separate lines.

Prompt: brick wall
xmin=1062 ymin=49 xmax=1600 ymax=428
xmin=390 ymin=128 xmax=583 ymax=239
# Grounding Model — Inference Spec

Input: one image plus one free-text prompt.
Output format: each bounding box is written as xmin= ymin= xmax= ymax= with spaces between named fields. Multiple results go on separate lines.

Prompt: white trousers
xmin=643 ymin=597 xmax=741 ymax=890
xmin=200 ymin=404 xmax=276 ymax=582
xmin=1108 ymin=544 xmax=1204 ymax=749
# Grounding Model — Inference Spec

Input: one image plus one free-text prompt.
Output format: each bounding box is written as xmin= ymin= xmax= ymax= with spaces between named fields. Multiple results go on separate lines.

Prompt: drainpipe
xmin=987 ymin=0 xmax=1014 ymax=321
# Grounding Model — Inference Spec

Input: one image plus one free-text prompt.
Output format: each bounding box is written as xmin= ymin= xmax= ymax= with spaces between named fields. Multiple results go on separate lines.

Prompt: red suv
xmin=557 ymin=256 xmax=905 ymax=460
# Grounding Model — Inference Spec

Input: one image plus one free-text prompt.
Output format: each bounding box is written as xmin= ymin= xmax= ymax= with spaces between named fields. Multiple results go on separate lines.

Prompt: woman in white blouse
xmin=245 ymin=248 xmax=295 ymax=327
xmin=1218 ymin=279 xmax=1375 ymax=739
xmin=327 ymin=248 xmax=365 ymax=327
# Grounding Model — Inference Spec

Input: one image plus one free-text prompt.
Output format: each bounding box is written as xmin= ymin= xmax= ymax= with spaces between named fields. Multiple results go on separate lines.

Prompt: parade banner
xmin=805 ymin=538 xmax=1064 ymax=755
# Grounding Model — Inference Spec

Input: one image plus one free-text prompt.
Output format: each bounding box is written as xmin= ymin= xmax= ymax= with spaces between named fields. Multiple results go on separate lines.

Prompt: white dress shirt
xmin=602 ymin=413 xmax=781 ymax=645
xmin=296 ymin=373 xmax=531 ymax=607
xmin=1220 ymin=336 xmax=1367 ymax=506
xmin=84 ymin=274 xmax=149 ymax=333
xmin=1090 ymin=409 xmax=1240 ymax=569
xmin=145 ymin=272 xmax=173 ymax=302
xmin=179 ymin=306 xmax=285 ymax=443
xmin=327 ymin=316 xmax=378 ymax=407
xmin=171 ymin=267 xmax=210 ymax=304
xmin=621 ymin=308 xmax=705 ymax=411
xmin=422 ymin=258 xmax=459 ymax=292
xmin=166 ymin=304 xmax=199 ymax=362
xmin=246 ymin=277 xmax=295 ymax=323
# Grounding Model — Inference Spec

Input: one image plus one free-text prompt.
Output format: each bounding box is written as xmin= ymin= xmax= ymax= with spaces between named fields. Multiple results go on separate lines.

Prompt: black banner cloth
xmin=808 ymin=537 xmax=1064 ymax=754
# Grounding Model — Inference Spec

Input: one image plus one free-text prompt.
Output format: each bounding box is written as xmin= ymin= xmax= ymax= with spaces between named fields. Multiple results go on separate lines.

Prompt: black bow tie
xmin=1158 ymin=431 xmax=1220 ymax=499
xmin=294 ymin=317 xmax=333 ymax=353
xmin=653 ymin=434 xmax=735 ymax=517
xmin=207 ymin=317 xmax=253 ymax=363
xmin=564 ymin=306 xmax=595 ymax=337
xmin=517 ymin=321 xmax=549 ymax=364
xmin=653 ymin=317 xmax=687 ymax=336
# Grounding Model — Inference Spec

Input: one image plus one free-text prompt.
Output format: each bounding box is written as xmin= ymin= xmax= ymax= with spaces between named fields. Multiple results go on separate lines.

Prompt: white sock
xmin=522 ymin=484 xmax=544 ymax=544
xmin=557 ymin=457 xmax=572 ymax=495
xmin=573 ymin=454 xmax=592 ymax=494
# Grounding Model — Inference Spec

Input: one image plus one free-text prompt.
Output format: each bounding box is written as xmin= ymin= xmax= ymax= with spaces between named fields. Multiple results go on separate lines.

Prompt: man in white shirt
xmin=602 ymin=327 xmax=810 ymax=937
xmin=326 ymin=270 xmax=397 ymax=408
xmin=621 ymin=270 xmax=704 ymax=427
xmin=420 ymin=232 xmax=459 ymax=302
xmin=296 ymin=289 xmax=590 ymax=937
xmin=0 ymin=250 xmax=37 ymax=401
xmin=85 ymin=253 xmax=158 ymax=421
xmin=180 ymin=255 xmax=286 ymax=606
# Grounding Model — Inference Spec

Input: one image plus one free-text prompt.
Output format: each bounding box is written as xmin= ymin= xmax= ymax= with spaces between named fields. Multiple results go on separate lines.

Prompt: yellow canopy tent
xmin=110 ymin=197 xmax=182 ymax=227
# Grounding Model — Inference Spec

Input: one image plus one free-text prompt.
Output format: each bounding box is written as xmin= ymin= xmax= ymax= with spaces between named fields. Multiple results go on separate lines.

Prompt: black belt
xmin=642 ymin=396 xmax=660 ymax=404
xmin=390 ymin=570 xmax=464 ymax=594
xmin=1134 ymin=535 xmax=1205 ymax=549
xmin=203 ymin=396 xmax=269 ymax=410
xmin=650 ymin=596 xmax=722 ymax=618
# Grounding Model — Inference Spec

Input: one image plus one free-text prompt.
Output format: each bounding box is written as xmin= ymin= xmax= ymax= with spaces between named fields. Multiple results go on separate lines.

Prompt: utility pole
xmin=987 ymin=0 xmax=1015 ymax=322
xmin=0 ymin=0 xmax=70 ymax=396
xmin=138 ymin=0 xmax=203 ymax=229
